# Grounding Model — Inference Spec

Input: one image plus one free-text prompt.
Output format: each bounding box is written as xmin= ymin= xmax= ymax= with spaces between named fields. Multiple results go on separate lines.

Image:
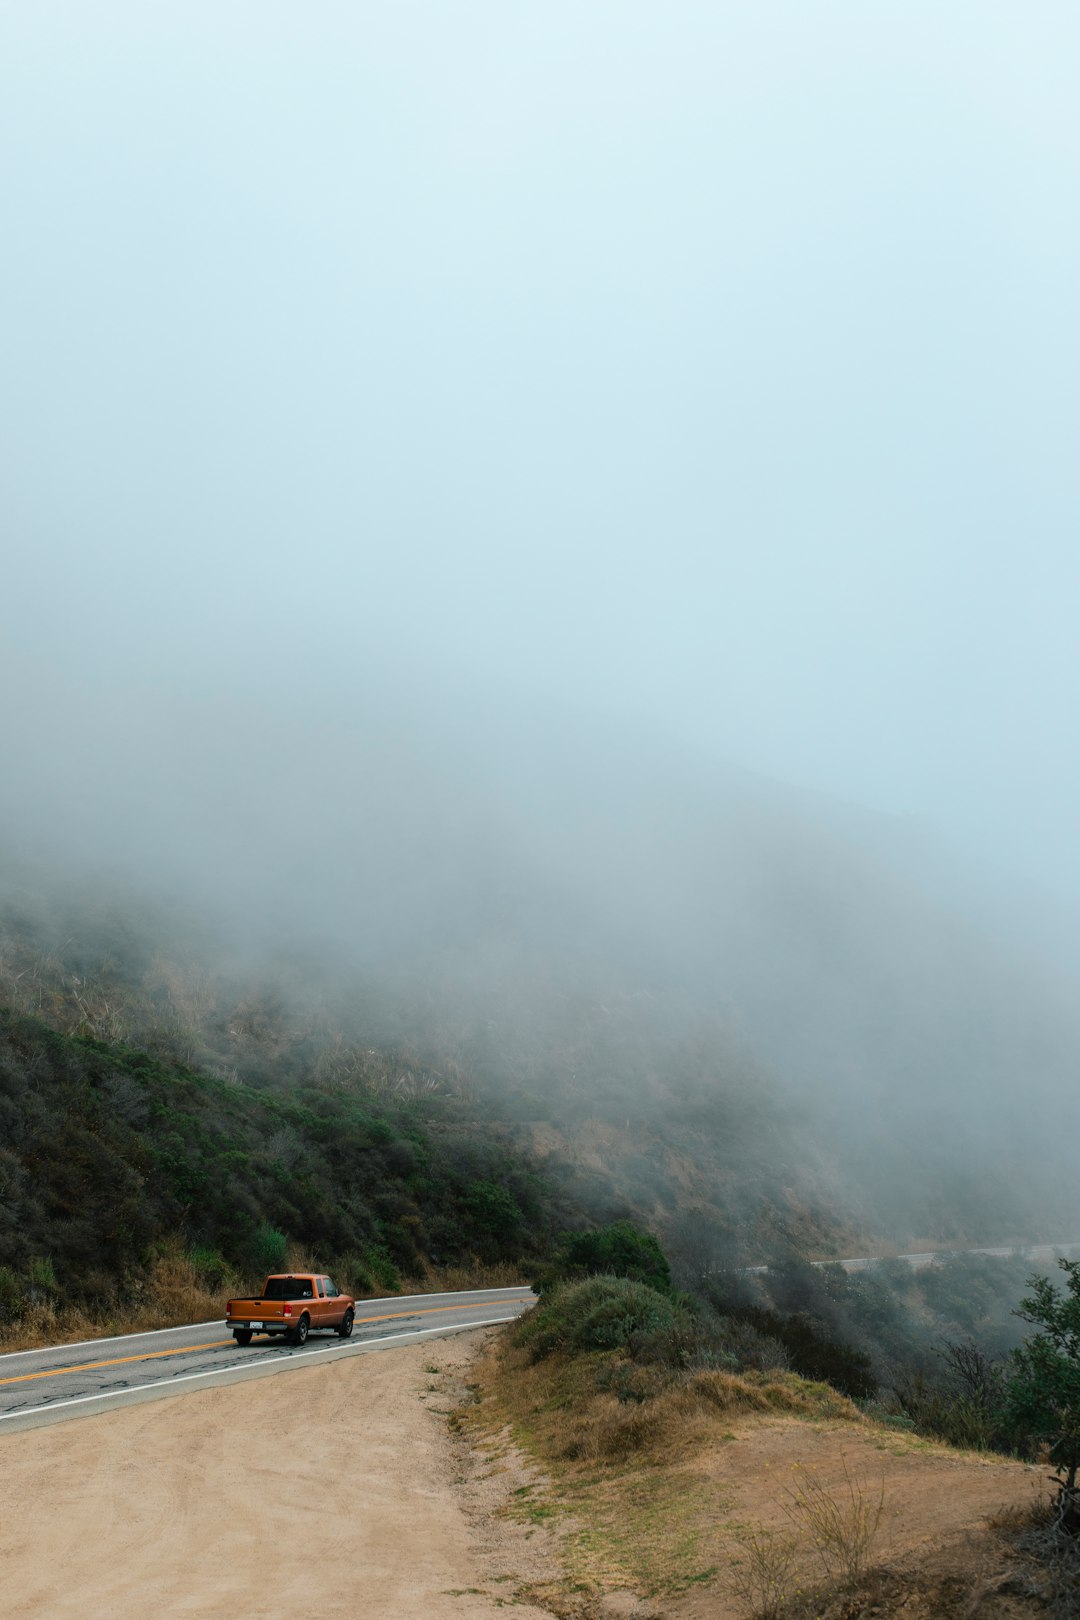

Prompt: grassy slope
xmin=459 ymin=1328 xmax=1047 ymax=1618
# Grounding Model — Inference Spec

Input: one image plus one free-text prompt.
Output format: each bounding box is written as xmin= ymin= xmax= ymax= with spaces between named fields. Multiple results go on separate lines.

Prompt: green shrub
xmin=465 ymin=1180 xmax=524 ymax=1239
xmin=733 ymin=1305 xmax=877 ymax=1399
xmin=360 ymin=1244 xmax=401 ymax=1292
xmin=892 ymin=1342 xmax=1027 ymax=1455
xmin=189 ymin=1246 xmax=232 ymax=1290
xmin=632 ymin=1302 xmax=791 ymax=1374
xmin=518 ymin=1275 xmax=678 ymax=1360
xmin=0 ymin=1265 xmax=24 ymax=1315
xmin=0 ymin=1008 xmax=559 ymax=1311
xmin=250 ymin=1223 xmax=288 ymax=1274
xmin=535 ymin=1220 xmax=672 ymax=1295
xmin=28 ymin=1256 xmax=57 ymax=1295
xmin=895 ymin=1379 xmax=1011 ymax=1451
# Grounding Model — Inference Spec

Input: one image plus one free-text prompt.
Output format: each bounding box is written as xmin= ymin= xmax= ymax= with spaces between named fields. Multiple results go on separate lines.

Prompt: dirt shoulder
xmin=0 ymin=1329 xmax=554 ymax=1620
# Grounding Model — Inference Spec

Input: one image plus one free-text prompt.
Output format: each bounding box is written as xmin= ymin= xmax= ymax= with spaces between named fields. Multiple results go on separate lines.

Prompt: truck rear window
xmin=261 ymin=1278 xmax=313 ymax=1300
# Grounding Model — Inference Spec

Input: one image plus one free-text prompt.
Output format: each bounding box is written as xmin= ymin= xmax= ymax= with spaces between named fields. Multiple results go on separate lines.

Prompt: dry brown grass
xmin=408 ymin=1261 xmax=529 ymax=1294
xmin=727 ymin=1455 xmax=889 ymax=1618
xmin=456 ymin=1329 xmax=1042 ymax=1617
xmin=510 ymin=1356 xmax=864 ymax=1469
xmin=452 ymin=1333 xmax=868 ymax=1606
xmin=0 ymin=1249 xmax=233 ymax=1352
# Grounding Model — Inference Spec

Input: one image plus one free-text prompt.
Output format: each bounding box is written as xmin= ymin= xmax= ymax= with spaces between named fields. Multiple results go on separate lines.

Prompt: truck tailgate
xmin=228 ymin=1299 xmax=287 ymax=1325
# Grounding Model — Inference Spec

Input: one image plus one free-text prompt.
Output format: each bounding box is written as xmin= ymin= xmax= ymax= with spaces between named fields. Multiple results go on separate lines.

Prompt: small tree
xmin=1007 ymin=1258 xmax=1080 ymax=1529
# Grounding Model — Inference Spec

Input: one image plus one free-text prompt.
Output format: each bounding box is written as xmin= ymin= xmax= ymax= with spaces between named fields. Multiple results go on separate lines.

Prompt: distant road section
xmin=833 ymin=1243 xmax=1080 ymax=1274
xmin=746 ymin=1242 xmax=1080 ymax=1276
xmin=0 ymin=1286 xmax=535 ymax=1434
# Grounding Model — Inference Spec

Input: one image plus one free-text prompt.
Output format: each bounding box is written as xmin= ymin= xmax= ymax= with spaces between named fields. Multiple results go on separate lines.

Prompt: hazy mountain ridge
xmin=2 ymin=690 xmax=1077 ymax=1273
xmin=3 ymin=676 xmax=1078 ymax=1272
xmin=0 ymin=871 xmax=853 ymax=1274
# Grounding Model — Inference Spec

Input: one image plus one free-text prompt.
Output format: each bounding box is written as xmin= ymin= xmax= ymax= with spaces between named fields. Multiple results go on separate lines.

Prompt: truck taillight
xmin=225 ymin=1302 xmax=231 ymax=1315
xmin=283 ymin=1304 xmax=293 ymax=1317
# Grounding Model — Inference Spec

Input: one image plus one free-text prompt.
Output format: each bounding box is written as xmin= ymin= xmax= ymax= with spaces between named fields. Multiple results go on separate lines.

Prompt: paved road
xmin=745 ymin=1241 xmax=1080 ymax=1275
xmin=0 ymin=1286 xmax=535 ymax=1435
xmin=832 ymin=1242 xmax=1080 ymax=1274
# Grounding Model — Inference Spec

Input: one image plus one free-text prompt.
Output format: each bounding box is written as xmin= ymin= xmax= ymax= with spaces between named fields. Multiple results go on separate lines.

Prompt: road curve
xmin=0 ymin=1286 xmax=535 ymax=1435
xmin=830 ymin=1242 xmax=1080 ymax=1274
xmin=744 ymin=1241 xmax=1080 ymax=1276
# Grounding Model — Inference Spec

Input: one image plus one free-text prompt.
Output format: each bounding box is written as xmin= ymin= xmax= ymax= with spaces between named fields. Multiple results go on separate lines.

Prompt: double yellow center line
xmin=0 ymin=1298 xmax=532 ymax=1387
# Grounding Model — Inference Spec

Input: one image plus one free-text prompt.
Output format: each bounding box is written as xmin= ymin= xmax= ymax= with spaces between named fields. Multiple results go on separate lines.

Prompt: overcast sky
xmin=2 ymin=4 xmax=1078 ymax=907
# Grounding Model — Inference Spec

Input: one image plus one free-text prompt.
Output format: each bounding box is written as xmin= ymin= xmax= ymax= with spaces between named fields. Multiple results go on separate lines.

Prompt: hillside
xmin=3 ymin=698 xmax=1080 ymax=1289
xmin=0 ymin=1006 xmax=558 ymax=1330
xmin=3 ymin=690 xmax=1080 ymax=1320
xmin=0 ymin=937 xmax=855 ymax=1331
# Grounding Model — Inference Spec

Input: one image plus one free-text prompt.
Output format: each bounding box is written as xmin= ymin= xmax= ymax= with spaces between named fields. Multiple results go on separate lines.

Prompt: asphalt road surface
xmin=833 ymin=1242 xmax=1080 ymax=1273
xmin=0 ymin=1286 xmax=535 ymax=1434
xmin=745 ymin=1241 xmax=1080 ymax=1275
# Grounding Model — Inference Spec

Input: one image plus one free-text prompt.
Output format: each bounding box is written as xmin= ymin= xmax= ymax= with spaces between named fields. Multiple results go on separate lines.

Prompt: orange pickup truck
xmin=226 ymin=1273 xmax=356 ymax=1347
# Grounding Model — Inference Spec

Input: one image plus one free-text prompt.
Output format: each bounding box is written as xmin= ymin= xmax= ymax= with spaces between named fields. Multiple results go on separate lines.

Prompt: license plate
xmin=249 ymin=1321 xmax=263 ymax=1330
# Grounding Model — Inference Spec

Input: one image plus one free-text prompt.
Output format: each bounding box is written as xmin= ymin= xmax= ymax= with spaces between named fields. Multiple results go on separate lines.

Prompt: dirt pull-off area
xmin=0 ymin=1332 xmax=556 ymax=1620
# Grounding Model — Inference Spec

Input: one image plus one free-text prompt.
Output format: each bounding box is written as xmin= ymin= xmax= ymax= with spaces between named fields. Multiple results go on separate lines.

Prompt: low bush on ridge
xmin=518 ymin=1275 xmax=679 ymax=1359
xmin=518 ymin=1273 xmax=790 ymax=1376
xmin=498 ymin=1276 xmax=859 ymax=1467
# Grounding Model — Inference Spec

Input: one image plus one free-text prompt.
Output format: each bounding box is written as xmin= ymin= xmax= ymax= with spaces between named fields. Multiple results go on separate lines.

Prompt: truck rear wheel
xmin=337 ymin=1308 xmax=354 ymax=1339
xmin=233 ymin=1330 xmax=253 ymax=1346
xmin=288 ymin=1314 xmax=309 ymax=1346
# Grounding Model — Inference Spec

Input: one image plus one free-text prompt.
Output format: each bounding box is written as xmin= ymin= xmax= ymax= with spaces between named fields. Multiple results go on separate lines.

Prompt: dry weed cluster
xmin=729 ymin=1454 xmax=886 ymax=1619
xmin=728 ymin=1527 xmax=800 ymax=1620
xmin=784 ymin=1454 xmax=887 ymax=1582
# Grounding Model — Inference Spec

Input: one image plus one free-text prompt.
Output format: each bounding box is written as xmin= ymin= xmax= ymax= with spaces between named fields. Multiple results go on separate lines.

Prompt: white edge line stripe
xmin=0 ymin=1321 xmax=226 ymax=1361
xmin=0 ymin=1288 xmax=532 ymax=1363
xmin=0 ymin=1315 xmax=521 ymax=1423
